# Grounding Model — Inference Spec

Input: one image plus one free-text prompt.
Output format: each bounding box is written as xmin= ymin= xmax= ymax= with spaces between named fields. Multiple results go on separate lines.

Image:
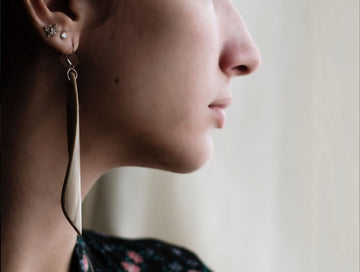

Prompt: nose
xmin=218 ymin=5 xmax=261 ymax=78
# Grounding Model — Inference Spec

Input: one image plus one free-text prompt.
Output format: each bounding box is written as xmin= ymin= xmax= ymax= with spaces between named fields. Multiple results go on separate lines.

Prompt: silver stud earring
xmin=43 ymin=24 xmax=57 ymax=37
xmin=60 ymin=32 xmax=67 ymax=40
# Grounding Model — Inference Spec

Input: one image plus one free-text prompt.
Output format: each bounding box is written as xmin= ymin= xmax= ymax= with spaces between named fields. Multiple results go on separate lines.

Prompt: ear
xmin=23 ymin=0 xmax=86 ymax=55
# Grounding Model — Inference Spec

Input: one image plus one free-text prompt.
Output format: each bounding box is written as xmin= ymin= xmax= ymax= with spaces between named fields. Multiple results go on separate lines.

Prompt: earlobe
xmin=23 ymin=0 xmax=82 ymax=54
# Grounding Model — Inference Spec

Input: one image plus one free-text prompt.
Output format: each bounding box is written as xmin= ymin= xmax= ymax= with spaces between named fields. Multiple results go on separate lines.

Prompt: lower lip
xmin=209 ymin=106 xmax=226 ymax=128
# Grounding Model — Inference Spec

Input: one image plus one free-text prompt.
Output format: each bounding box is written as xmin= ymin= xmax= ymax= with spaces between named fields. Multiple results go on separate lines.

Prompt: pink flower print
xmin=127 ymin=251 xmax=143 ymax=264
xmin=81 ymin=255 xmax=89 ymax=272
xmin=121 ymin=262 xmax=141 ymax=272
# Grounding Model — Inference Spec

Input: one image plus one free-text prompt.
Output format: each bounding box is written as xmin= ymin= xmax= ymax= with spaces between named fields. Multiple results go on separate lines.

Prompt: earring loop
xmin=60 ymin=44 xmax=79 ymax=81
xmin=67 ymin=68 xmax=78 ymax=81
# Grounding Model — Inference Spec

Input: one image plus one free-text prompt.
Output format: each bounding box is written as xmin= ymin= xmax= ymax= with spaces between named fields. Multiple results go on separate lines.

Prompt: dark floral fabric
xmin=70 ymin=230 xmax=213 ymax=272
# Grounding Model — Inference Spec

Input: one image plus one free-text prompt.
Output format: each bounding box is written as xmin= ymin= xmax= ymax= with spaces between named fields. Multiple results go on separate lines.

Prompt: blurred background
xmin=83 ymin=0 xmax=359 ymax=271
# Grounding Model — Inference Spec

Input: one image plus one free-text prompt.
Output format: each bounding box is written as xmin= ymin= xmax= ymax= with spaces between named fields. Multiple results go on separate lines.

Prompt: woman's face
xmin=79 ymin=0 xmax=261 ymax=173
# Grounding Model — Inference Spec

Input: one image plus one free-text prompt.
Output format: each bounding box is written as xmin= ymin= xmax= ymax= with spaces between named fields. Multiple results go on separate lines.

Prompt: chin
xmin=155 ymin=135 xmax=214 ymax=174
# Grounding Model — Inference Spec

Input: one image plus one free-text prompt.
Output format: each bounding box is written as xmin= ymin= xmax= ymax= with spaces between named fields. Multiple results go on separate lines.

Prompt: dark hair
xmin=1 ymin=1 xmax=41 ymax=86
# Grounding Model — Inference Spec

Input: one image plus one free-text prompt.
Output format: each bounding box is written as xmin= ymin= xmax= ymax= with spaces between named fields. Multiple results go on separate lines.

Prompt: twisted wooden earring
xmin=60 ymin=50 xmax=82 ymax=235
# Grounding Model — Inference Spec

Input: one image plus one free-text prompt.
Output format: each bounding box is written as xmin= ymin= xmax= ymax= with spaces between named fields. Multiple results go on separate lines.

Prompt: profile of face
xmin=76 ymin=0 xmax=261 ymax=173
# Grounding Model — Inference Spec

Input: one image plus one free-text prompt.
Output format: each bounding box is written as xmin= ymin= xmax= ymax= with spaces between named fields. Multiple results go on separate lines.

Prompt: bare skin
xmin=1 ymin=0 xmax=261 ymax=271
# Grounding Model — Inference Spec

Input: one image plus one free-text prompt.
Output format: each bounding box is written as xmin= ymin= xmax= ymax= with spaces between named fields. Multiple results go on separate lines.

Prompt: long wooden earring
xmin=60 ymin=47 xmax=82 ymax=235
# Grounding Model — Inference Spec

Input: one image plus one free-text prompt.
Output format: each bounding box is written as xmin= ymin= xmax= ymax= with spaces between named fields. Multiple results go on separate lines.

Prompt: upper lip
xmin=208 ymin=96 xmax=233 ymax=109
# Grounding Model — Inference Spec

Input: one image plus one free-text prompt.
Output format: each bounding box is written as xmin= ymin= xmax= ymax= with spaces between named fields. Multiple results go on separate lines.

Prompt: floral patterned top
xmin=70 ymin=230 xmax=213 ymax=272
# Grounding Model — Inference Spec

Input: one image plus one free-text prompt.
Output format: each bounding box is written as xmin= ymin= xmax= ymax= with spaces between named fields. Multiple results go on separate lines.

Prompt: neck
xmin=1 ymin=57 xmax=86 ymax=272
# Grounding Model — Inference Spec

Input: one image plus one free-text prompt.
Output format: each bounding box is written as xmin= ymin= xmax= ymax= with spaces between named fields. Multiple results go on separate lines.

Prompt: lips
xmin=208 ymin=97 xmax=233 ymax=109
xmin=208 ymin=97 xmax=232 ymax=128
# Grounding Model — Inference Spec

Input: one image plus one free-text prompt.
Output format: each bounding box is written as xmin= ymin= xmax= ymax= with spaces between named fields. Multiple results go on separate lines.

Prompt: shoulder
xmin=71 ymin=230 xmax=213 ymax=272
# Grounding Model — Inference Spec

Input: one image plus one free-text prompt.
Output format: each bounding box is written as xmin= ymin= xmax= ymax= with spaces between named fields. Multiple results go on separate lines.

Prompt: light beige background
xmin=83 ymin=0 xmax=359 ymax=271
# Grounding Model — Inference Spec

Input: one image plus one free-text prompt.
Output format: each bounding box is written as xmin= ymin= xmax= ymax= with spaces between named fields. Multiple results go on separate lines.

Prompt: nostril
xmin=235 ymin=65 xmax=250 ymax=74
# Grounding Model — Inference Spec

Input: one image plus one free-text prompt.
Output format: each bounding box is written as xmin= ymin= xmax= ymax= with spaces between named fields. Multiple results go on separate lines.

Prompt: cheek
xmin=81 ymin=0 xmax=220 ymax=172
xmin=122 ymin=93 xmax=214 ymax=173
xmin=98 ymin=82 xmax=215 ymax=173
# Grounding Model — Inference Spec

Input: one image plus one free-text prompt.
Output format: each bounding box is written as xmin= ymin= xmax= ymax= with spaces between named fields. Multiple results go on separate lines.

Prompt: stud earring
xmin=43 ymin=24 xmax=57 ymax=37
xmin=60 ymin=32 xmax=67 ymax=40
